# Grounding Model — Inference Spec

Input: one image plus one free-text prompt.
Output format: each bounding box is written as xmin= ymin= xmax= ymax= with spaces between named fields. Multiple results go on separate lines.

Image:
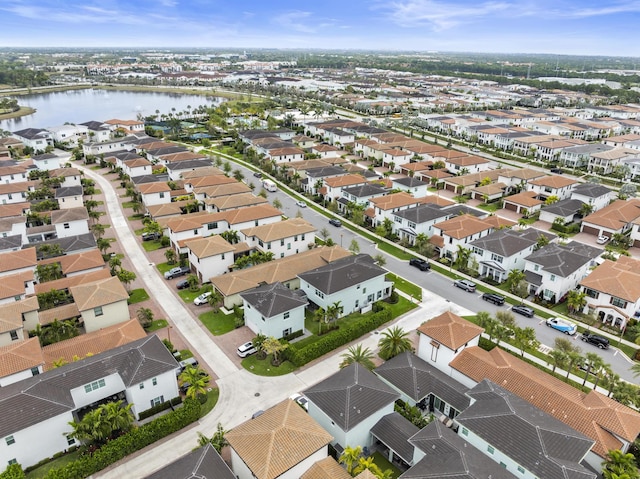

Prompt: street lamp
xmin=340 ymin=234 xmax=343 ymax=248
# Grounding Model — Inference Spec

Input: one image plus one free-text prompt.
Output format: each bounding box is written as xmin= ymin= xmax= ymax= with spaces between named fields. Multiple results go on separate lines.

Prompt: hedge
xmin=41 ymin=398 xmax=200 ymax=479
xmin=287 ymin=308 xmax=392 ymax=367
xmin=137 ymin=396 xmax=182 ymax=421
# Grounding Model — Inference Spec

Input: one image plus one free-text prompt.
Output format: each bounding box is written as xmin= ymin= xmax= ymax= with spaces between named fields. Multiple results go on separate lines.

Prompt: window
xmin=363 ymin=288 xmax=367 ymax=294
xmin=67 ymin=435 xmax=76 ymax=446
xmin=490 ymin=253 xmax=503 ymax=263
xmin=221 ymin=253 xmax=225 ymax=260
xmin=150 ymin=396 xmax=164 ymax=407
xmin=280 ymin=253 xmax=285 ymax=258
xmin=282 ymin=328 xmax=292 ymax=337
xmin=534 ymin=264 xmax=539 ymax=271
xmin=159 ymin=192 xmax=165 ymax=198
xmin=30 ymin=367 xmax=39 ymax=376
xmin=63 ymin=223 xmax=70 ymax=229
xmin=139 ymin=383 xmax=145 ymax=389
xmin=152 ymin=378 xmax=157 ymax=386
xmin=611 ymin=297 xmax=628 ymax=309
xmin=500 ymin=462 xmax=507 ymax=469
xmin=487 ymin=445 xmax=495 ymax=455
xmin=255 ymin=220 xmax=259 ymax=226
xmin=9 ymin=330 xmax=18 ymax=341
xmin=585 ymin=288 xmax=599 ymax=299
xmin=517 ymin=466 xmax=525 ymax=474
xmin=550 ymin=274 xmax=556 ymax=282
xmin=461 ymin=428 xmax=468 ymax=436
xmin=294 ymin=235 xmax=298 ymax=241
xmin=83 ymin=379 xmax=106 ymax=393
xmin=315 ymin=289 xmax=325 ymax=299
xmin=281 ymin=239 xmax=285 ymax=246
xmin=284 ymin=312 xmax=290 ymax=319
xmin=408 ymin=222 xmax=416 ymax=229
xmin=8 ymin=459 xmax=16 ymax=466
xmin=94 ymin=306 xmax=103 ymax=317
xmin=5 ymin=436 xmax=15 ymax=446
xmin=207 ymin=222 xmax=217 ymax=230
xmin=301 ymin=234 xmax=305 ymax=241
xmin=287 ymin=243 xmax=291 ymax=250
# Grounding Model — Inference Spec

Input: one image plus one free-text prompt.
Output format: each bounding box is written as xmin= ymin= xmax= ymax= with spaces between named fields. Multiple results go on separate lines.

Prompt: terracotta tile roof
xmin=185 ymin=235 xmax=235 ymax=259
xmin=0 ymin=201 xmax=30 ymax=218
xmin=186 ymin=175 xmax=237 ymax=188
xmin=166 ymin=211 xmax=224 ymax=233
xmin=70 ymin=276 xmax=129 ymax=311
xmin=42 ymin=319 xmax=145 ymax=370
xmin=268 ymin=147 xmax=305 ymax=157
xmin=38 ymin=303 xmax=81 ymax=325
xmin=402 ymin=162 xmax=433 ymax=172
xmin=300 ymin=457 xmax=351 ymax=479
xmin=207 ymin=193 xmax=268 ymax=211
xmin=417 ymin=311 xmax=483 ymax=350
xmin=323 ymin=174 xmax=367 ymax=188
xmin=138 ymin=182 xmax=171 ymax=194
xmin=528 ymin=175 xmax=577 ymax=189
xmin=582 ymin=199 xmax=640 ymax=229
xmin=580 ymin=257 xmax=640 ymax=302
xmin=50 ymin=207 xmax=89 ymax=224
xmin=226 ymin=399 xmax=333 ymax=479
xmin=180 ymin=166 xmax=225 ymax=179
xmin=419 ymin=195 xmax=455 ymax=207
xmin=433 ymin=214 xmax=493 ymax=239
xmin=483 ymin=215 xmax=516 ymax=229
xmin=196 ymin=182 xmax=252 ymax=199
xmin=34 ymin=269 xmax=111 ymax=295
xmin=146 ymin=201 xmax=188 ymax=218
xmin=383 ymin=148 xmax=412 ymax=157
xmin=470 ymin=182 xmax=506 ymax=197
xmin=0 ymin=297 xmax=38 ymax=333
xmin=503 ymin=191 xmax=543 ymax=207
xmin=0 ymin=247 xmax=37 ymax=273
xmin=449 ymin=345 xmax=640 ymax=458
xmin=241 ymin=218 xmax=316 ymax=242
xmin=212 ymin=246 xmax=350 ymax=296
xmin=369 ymin=192 xmax=419 ymax=211
xmin=158 ymin=151 xmax=206 ymax=163
xmin=0 ymin=338 xmax=44 ymax=378
xmin=38 ymin=249 xmax=105 ymax=276
xmin=123 ymin=158 xmax=151 ymax=168
xmin=354 ymin=470 xmax=378 ymax=479
xmin=0 ymin=270 xmax=33 ymax=300
xmin=223 ymin=204 xmax=282 ymax=226
xmin=0 ymin=180 xmax=35 ymax=194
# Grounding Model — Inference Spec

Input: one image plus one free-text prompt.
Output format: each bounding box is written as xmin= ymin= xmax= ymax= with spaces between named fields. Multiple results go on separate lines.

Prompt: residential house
xmin=166 ymin=159 xmax=217 ymax=181
xmin=304 ymin=363 xmax=399 ymax=451
xmin=211 ymin=246 xmax=351 ymax=309
xmin=38 ymin=249 xmax=105 ymax=278
xmin=0 ymin=269 xmax=35 ymax=304
xmin=340 ymin=184 xmax=388 ymax=210
xmin=183 ymin=174 xmax=237 ymax=193
xmin=80 ymin=121 xmax=112 ymax=142
xmin=392 ymin=203 xmax=453 ymax=244
xmin=375 ymin=352 xmax=470 ymax=421
xmin=538 ymin=198 xmax=585 ymax=224
xmin=469 ymin=228 xmax=552 ymax=283
xmin=300 ymin=457 xmax=350 ymax=479
xmin=527 ymin=175 xmax=577 ymax=201
xmin=523 ymin=241 xmax=601 ymax=303
xmin=311 ymin=144 xmax=342 ymax=158
xmin=455 ymin=380 xmax=596 ymax=479
xmin=391 ymin=177 xmax=429 ymax=198
xmin=122 ymin=157 xmax=152 ymax=178
xmin=0 ymin=247 xmax=36 ymax=279
xmin=0 ymin=335 xmax=179 ymax=469
xmin=0 ymin=337 xmax=44 ymax=387
xmin=579 ymin=257 xmax=640 ymax=330
xmin=321 ymin=174 xmax=367 ymax=202
xmin=51 ymin=207 xmax=90 ymax=238
xmin=496 ymin=168 xmax=545 ymax=194
xmin=226 ymin=399 xmax=333 ymax=479
xmin=303 ymin=166 xmax=347 ymax=195
xmin=138 ymin=182 xmax=172 ymax=207
xmin=205 ymin=193 xmax=268 ymax=213
xmin=588 ymin=147 xmax=636 ymax=175
xmin=443 ymin=155 xmax=492 ymax=175
xmin=267 ymin=146 xmax=306 ymax=164
xmin=0 ymin=297 xmax=39 ymax=348
xmin=240 ymin=218 xmax=316 ymax=259
xmin=581 ymin=198 xmax=640 ymax=237
xmin=560 ymin=143 xmax=614 ymax=169
xmin=570 ymin=183 xmax=613 ymax=213
xmin=431 ymin=214 xmax=494 ymax=260
xmin=298 ymin=254 xmax=393 ymax=317
xmin=50 ymin=167 xmax=82 ymax=188
xmin=0 ymin=182 xmax=31 ymax=205
xmin=69 ymin=276 xmax=130 ymax=333
xmin=369 ymin=412 xmax=420 ymax=469
xmin=144 ymin=443 xmax=235 ymax=479
xmin=367 ymin=192 xmax=421 ymax=227
xmin=0 ymin=165 xmax=29 ymax=185
xmin=382 ymin=149 xmax=413 ymax=170
xmin=11 ymin=128 xmax=52 ymax=152
xmin=82 ymin=135 xmax=139 ymax=156
xmin=185 ymin=235 xmax=236 ymax=282
xmin=241 ymin=282 xmax=308 ymax=339
xmin=104 ymin=119 xmax=145 ymax=134
xmin=31 ymin=153 xmax=61 ymax=171
xmin=55 ymin=186 xmax=84 ymax=210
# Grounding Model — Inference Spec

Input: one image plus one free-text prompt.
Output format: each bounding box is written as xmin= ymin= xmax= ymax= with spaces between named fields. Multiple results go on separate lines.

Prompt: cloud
xmin=272 ymin=10 xmax=317 ymax=33
xmin=556 ymin=1 xmax=640 ymax=17
xmin=158 ymin=0 xmax=178 ymax=6
xmin=378 ymin=0 xmax=511 ymax=30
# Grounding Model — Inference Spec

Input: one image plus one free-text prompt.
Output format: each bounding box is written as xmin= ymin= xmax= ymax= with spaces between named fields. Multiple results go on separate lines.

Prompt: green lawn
xmin=386 ymin=273 xmax=422 ymax=300
xmin=128 ymin=288 xmax=150 ymax=304
xmin=179 ymin=349 xmax=193 ymax=360
xmin=156 ymin=262 xmax=176 ymax=274
xmin=199 ymin=309 xmax=237 ymax=335
xmin=199 ymin=387 xmax=220 ymax=417
xmin=242 ymin=355 xmax=296 ymax=376
xmin=122 ymin=201 xmax=139 ymax=209
xmin=128 ymin=213 xmax=144 ymax=220
xmin=476 ymin=202 xmax=502 ymax=212
xmin=142 ymin=240 xmax=165 ymax=252
xmin=25 ymin=450 xmax=81 ymax=479
xmin=178 ymin=286 xmax=209 ymax=303
xmin=371 ymin=451 xmax=402 ymax=479
xmin=146 ymin=319 xmax=168 ymax=332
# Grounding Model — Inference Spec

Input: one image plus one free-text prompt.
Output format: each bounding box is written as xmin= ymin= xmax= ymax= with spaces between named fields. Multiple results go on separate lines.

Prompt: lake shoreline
xmin=0 ymin=106 xmax=37 ymax=121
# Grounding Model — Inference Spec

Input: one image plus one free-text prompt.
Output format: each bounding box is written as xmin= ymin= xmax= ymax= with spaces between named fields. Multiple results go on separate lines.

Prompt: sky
xmin=1 ymin=0 xmax=639 ymax=57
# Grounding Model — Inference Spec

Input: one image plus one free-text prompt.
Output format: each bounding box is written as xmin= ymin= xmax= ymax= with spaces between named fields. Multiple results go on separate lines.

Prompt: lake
xmin=0 ymin=89 xmax=221 ymax=131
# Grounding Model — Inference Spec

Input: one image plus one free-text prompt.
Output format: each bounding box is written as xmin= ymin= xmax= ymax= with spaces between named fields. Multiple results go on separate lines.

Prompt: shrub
xmin=160 ymin=236 xmax=170 ymax=247
xmin=137 ymin=396 xmax=182 ymax=420
xmin=0 ymin=464 xmax=25 ymax=479
xmin=283 ymin=329 xmax=304 ymax=342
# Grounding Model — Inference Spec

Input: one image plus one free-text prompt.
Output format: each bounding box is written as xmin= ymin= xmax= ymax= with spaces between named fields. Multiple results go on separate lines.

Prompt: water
xmin=0 ymin=89 xmax=221 ymax=131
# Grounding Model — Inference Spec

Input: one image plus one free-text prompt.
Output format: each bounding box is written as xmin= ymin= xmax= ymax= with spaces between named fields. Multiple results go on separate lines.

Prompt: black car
xmin=142 ymin=232 xmax=160 ymax=241
xmin=329 ymin=218 xmax=342 ymax=227
xmin=253 ymin=172 xmax=262 ymax=178
xmin=176 ymin=279 xmax=189 ymax=290
xmin=581 ymin=332 xmax=609 ymax=349
xmin=550 ymin=167 xmax=564 ymax=174
xmin=512 ymin=304 xmax=535 ymax=318
xmin=409 ymin=258 xmax=430 ymax=271
xmin=481 ymin=292 xmax=505 ymax=305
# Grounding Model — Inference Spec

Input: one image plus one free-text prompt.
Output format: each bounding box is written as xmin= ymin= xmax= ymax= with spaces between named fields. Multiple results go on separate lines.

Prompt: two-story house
xmin=392 ymin=203 xmax=454 ymax=245
xmin=570 ymin=183 xmax=612 ymax=213
xmin=11 ymin=128 xmax=52 ymax=152
xmin=431 ymin=214 xmax=494 ymax=260
xmin=69 ymin=276 xmax=130 ymax=333
xmin=527 ymin=175 xmax=577 ymax=201
xmin=321 ymin=174 xmax=368 ymax=202
xmin=367 ymin=192 xmax=421 ymax=227
xmin=51 ymin=207 xmax=90 ymax=239
xmin=138 ymin=182 xmax=172 ymax=207
xmin=239 ymin=218 xmax=316 ymax=259
xmin=185 ymin=235 xmax=236 ymax=282
xmin=581 ymin=198 xmax=640 ymax=238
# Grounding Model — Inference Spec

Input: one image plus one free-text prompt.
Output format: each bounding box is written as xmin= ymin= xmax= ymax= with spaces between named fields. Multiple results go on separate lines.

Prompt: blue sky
xmin=1 ymin=0 xmax=639 ymax=56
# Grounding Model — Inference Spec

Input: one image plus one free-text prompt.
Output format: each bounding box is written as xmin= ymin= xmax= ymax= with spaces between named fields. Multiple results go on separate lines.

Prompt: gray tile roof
xmin=305 ymin=166 xmax=346 ymax=179
xmin=393 ymin=203 xmax=450 ymax=224
xmin=304 ymin=363 xmax=399 ymax=431
xmin=375 ymin=352 xmax=470 ymax=413
xmin=442 ymin=204 xmax=486 ymax=218
xmin=144 ymin=443 xmax=235 ymax=479
xmin=469 ymin=228 xmax=550 ymax=257
xmin=0 ymin=335 xmax=178 ymax=438
xmin=571 ymin=183 xmax=612 ymax=199
xmin=370 ymin=413 xmax=419 ymax=464
xmin=394 ymin=177 xmax=429 ymax=188
xmin=298 ymin=254 xmax=387 ymax=295
xmin=132 ymin=174 xmax=170 ymax=185
xmin=541 ymin=198 xmax=584 ymax=217
xmin=166 ymin=159 xmax=213 ymax=171
xmin=562 ymin=143 xmax=613 ymax=155
xmin=403 ymin=420 xmax=517 ymax=479
xmin=30 ymin=233 xmax=97 ymax=255
xmin=55 ymin=186 xmax=84 ymax=198
xmin=342 ymin=184 xmax=387 ymax=198
xmin=240 ymin=282 xmax=308 ymax=318
xmin=525 ymin=241 xmax=599 ymax=277
xmin=0 ymin=234 xmax=22 ymax=252
xmin=146 ymin=146 xmax=187 ymax=156
xmin=455 ymin=380 xmax=596 ymax=479
xmin=13 ymin=128 xmax=49 ymax=140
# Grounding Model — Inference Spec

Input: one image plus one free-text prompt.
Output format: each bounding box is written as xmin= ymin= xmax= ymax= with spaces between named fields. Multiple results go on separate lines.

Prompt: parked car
xmin=237 ymin=341 xmax=257 ymax=358
xmin=194 ymin=292 xmax=212 ymax=306
xmin=289 ymin=393 xmax=309 ymax=411
xmin=252 ymin=410 xmax=265 ymax=419
xmin=179 ymin=382 xmax=191 ymax=394
xmin=176 ymin=279 xmax=189 ymax=290
xmin=453 ymin=279 xmax=476 ymax=292
xmin=471 ymin=147 xmax=480 ymax=152
xmin=545 ymin=317 xmax=577 ymax=335
xmin=295 ymin=200 xmax=307 ymax=208
xmin=581 ymin=332 xmax=610 ymax=349
xmin=329 ymin=218 xmax=342 ymax=227
xmin=596 ymin=235 xmax=610 ymax=244
xmin=164 ymin=266 xmax=191 ymax=279
xmin=481 ymin=292 xmax=505 ymax=305
xmin=512 ymin=304 xmax=535 ymax=318
xmin=550 ymin=167 xmax=564 ymax=174
xmin=253 ymin=172 xmax=262 ymax=178
xmin=409 ymin=258 xmax=430 ymax=271
xmin=179 ymin=357 xmax=199 ymax=371
xmin=142 ymin=232 xmax=160 ymax=241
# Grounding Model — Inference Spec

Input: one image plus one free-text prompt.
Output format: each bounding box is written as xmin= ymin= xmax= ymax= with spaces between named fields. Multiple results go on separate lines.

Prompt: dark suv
xmin=481 ymin=292 xmax=505 ymax=305
xmin=409 ymin=258 xmax=430 ymax=271
xmin=581 ymin=333 xmax=609 ymax=349
xmin=512 ymin=304 xmax=535 ymax=318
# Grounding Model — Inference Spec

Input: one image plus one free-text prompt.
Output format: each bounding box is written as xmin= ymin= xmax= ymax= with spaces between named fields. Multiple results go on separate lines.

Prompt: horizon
xmin=1 ymin=0 xmax=640 ymax=58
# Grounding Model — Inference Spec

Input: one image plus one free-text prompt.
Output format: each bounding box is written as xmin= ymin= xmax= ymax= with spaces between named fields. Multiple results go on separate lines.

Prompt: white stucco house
xmin=239 ymin=218 xmax=316 ymax=259
xmin=69 ymin=276 xmax=131 ymax=333
xmin=185 ymin=235 xmax=236 ymax=283
xmin=138 ymin=182 xmax=172 ymax=207
xmin=51 ymin=207 xmax=90 ymax=239
xmin=241 ymin=282 xmax=307 ymax=339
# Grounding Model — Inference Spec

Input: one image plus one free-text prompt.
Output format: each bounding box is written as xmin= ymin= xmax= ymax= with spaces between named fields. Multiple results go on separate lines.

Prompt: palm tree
xmin=101 ymin=401 xmax=134 ymax=437
xmin=179 ymin=366 xmax=210 ymax=400
xmin=339 ymin=445 xmax=362 ymax=475
xmin=507 ymin=269 xmax=526 ymax=295
xmin=612 ymin=382 xmax=640 ymax=408
xmin=378 ymin=326 xmax=413 ymax=360
xmin=252 ymin=334 xmax=268 ymax=359
xmin=582 ymin=352 xmax=605 ymax=387
xmin=352 ymin=456 xmax=383 ymax=477
xmin=262 ymin=336 xmax=288 ymax=366
xmin=602 ymin=449 xmax=640 ymax=479
xmin=326 ymin=301 xmax=343 ymax=324
xmin=136 ymin=307 xmax=154 ymax=329
xmin=567 ymin=290 xmax=587 ymax=315
xmin=631 ymin=362 xmax=640 ymax=378
xmin=565 ymin=350 xmax=583 ymax=380
xmin=512 ymin=326 xmax=539 ymax=356
xmin=548 ymin=349 xmax=568 ymax=374
xmin=197 ymin=422 xmax=228 ymax=453
xmin=340 ymin=344 xmax=375 ymax=370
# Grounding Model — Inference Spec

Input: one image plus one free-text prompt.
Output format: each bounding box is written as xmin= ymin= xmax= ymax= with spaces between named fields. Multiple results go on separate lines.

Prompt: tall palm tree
xmin=582 ymin=352 xmax=605 ymax=387
xmin=378 ymin=326 xmax=413 ymax=360
xmin=340 ymin=344 xmax=375 ymax=370
xmin=565 ymin=350 xmax=583 ymax=381
xmin=339 ymin=446 xmax=362 ymax=475
xmin=352 ymin=456 xmax=383 ymax=477
xmin=602 ymin=449 xmax=640 ymax=479
xmin=101 ymin=401 xmax=134 ymax=437
xmin=179 ymin=366 xmax=210 ymax=400
xmin=326 ymin=301 xmax=343 ymax=324
xmin=567 ymin=290 xmax=587 ymax=315
xmin=548 ymin=349 xmax=567 ymax=374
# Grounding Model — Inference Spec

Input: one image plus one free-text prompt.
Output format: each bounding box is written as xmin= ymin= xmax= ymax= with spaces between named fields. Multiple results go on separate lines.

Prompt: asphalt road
xmin=231 ymin=160 xmax=637 ymax=383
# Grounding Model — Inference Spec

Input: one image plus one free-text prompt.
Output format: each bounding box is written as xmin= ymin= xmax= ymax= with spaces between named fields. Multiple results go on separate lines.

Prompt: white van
xmin=263 ymin=179 xmax=277 ymax=192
